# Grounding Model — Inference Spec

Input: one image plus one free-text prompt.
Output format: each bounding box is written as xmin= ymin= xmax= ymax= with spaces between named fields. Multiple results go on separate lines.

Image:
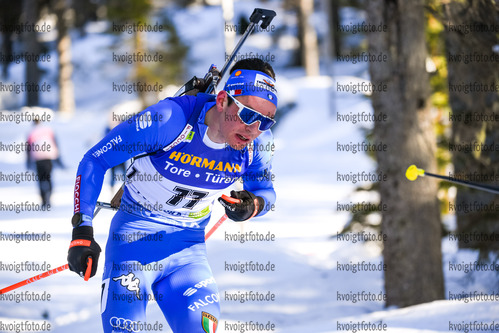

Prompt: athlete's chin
xmin=228 ymin=134 xmax=252 ymax=150
xmin=227 ymin=142 xmax=247 ymax=150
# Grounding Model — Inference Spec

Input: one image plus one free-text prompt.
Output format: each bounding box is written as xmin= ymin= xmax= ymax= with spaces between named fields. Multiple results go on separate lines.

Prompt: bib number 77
xmin=166 ymin=186 xmax=208 ymax=209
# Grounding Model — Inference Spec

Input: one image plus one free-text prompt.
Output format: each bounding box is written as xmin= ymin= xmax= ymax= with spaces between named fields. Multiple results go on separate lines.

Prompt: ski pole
xmin=204 ymin=194 xmax=241 ymax=240
xmin=406 ymin=164 xmax=499 ymax=195
xmin=173 ymin=8 xmax=276 ymax=97
xmin=205 ymin=214 xmax=228 ymax=240
xmin=94 ymin=197 xmax=240 ymax=239
xmin=1 ymin=202 xmax=116 ymax=294
xmin=0 ymin=198 xmax=238 ymax=294
xmin=206 ymin=8 xmax=276 ymax=94
xmin=0 ymin=258 xmax=92 ymax=295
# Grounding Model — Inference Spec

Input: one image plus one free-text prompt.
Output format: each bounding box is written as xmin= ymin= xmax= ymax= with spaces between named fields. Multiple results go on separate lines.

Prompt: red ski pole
xmin=204 ymin=194 xmax=241 ymax=240
xmin=0 ymin=196 xmax=239 ymax=294
xmin=0 ymin=258 xmax=93 ymax=295
xmin=205 ymin=215 xmax=228 ymax=240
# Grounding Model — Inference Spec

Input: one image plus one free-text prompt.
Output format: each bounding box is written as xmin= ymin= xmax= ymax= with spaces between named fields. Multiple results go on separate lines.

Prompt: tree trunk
xmin=222 ymin=0 xmax=235 ymax=60
xmin=298 ymin=0 xmax=319 ymax=76
xmin=54 ymin=0 xmax=75 ymax=113
xmin=329 ymin=0 xmax=341 ymax=58
xmin=367 ymin=0 xmax=444 ymax=307
xmin=23 ymin=0 xmax=40 ymax=106
xmin=442 ymin=0 xmax=499 ymax=255
xmin=134 ymin=29 xmax=149 ymax=109
xmin=0 ymin=0 xmax=22 ymax=78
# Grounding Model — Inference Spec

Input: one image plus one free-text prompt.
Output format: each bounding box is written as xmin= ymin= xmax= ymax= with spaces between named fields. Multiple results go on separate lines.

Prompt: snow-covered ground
xmin=0 ymin=2 xmax=498 ymax=332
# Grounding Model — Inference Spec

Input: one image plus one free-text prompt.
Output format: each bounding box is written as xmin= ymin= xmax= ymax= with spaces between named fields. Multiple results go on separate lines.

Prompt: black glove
xmin=67 ymin=226 xmax=101 ymax=279
xmin=218 ymin=190 xmax=265 ymax=222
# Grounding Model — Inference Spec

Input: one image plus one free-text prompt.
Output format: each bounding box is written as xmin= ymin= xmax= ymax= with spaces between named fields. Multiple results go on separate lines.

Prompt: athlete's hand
xmin=218 ymin=190 xmax=264 ymax=222
xmin=67 ymin=226 xmax=101 ymax=279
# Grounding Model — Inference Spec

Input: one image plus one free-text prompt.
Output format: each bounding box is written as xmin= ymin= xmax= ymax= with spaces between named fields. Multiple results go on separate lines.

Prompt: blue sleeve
xmin=243 ymin=130 xmax=276 ymax=217
xmin=73 ymin=98 xmax=189 ymax=225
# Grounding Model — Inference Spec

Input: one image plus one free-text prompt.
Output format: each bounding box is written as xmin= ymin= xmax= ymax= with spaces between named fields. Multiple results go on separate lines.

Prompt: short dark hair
xmin=227 ymin=58 xmax=276 ymax=106
xmin=229 ymin=58 xmax=275 ymax=80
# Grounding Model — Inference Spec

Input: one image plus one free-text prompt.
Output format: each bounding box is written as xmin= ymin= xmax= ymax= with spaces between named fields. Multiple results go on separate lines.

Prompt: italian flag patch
xmin=202 ymin=312 xmax=218 ymax=333
xmin=186 ymin=131 xmax=195 ymax=142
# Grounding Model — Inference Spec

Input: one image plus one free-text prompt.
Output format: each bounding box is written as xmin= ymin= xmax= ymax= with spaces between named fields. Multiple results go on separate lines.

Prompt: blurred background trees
xmin=0 ymin=0 xmax=188 ymax=111
xmin=439 ymin=0 xmax=499 ymax=255
xmin=0 ymin=0 xmax=497 ymax=309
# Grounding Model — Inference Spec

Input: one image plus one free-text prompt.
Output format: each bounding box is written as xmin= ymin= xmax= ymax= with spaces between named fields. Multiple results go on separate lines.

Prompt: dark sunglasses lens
xmin=258 ymin=118 xmax=275 ymax=131
xmin=239 ymin=107 xmax=275 ymax=131
xmin=238 ymin=107 xmax=258 ymax=124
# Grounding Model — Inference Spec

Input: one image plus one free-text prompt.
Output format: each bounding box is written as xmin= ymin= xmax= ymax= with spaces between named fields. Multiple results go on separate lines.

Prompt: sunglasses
xmin=227 ymin=93 xmax=276 ymax=131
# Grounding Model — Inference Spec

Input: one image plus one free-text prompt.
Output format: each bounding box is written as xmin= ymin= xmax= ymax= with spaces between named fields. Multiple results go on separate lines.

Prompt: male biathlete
xmin=67 ymin=58 xmax=277 ymax=333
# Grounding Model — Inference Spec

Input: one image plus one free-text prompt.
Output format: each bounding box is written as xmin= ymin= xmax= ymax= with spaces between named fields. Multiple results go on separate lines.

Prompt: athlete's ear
xmin=215 ymin=90 xmax=228 ymax=113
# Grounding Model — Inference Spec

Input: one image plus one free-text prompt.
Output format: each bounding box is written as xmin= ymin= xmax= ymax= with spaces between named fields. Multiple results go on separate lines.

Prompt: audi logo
xmin=109 ymin=316 xmax=139 ymax=332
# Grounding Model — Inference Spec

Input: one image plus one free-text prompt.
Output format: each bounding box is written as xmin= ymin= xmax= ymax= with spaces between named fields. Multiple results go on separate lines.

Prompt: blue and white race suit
xmin=73 ymin=93 xmax=276 ymax=333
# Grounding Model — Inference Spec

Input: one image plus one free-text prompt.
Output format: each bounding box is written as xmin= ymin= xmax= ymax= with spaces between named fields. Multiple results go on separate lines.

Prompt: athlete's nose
xmin=245 ymin=121 xmax=260 ymax=135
